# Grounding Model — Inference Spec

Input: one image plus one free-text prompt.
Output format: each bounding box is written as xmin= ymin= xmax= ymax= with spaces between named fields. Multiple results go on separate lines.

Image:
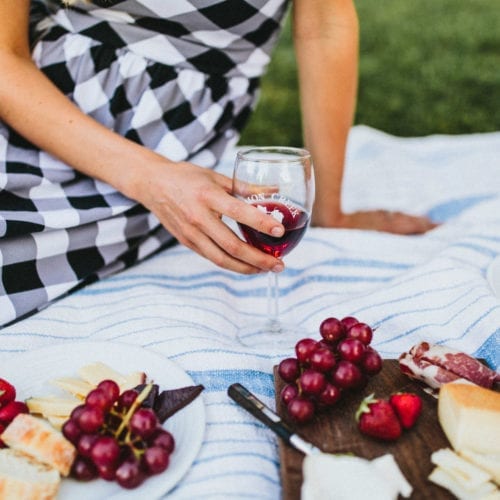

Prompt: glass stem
xmin=267 ymin=271 xmax=280 ymax=330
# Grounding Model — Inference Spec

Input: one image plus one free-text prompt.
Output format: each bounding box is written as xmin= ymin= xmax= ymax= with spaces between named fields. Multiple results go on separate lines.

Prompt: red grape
xmin=346 ymin=322 xmax=373 ymax=345
xmin=337 ymin=338 xmax=366 ymax=364
xmin=130 ymin=408 xmax=158 ymax=439
xmin=331 ymin=360 xmax=363 ymax=389
xmin=149 ymin=429 xmax=175 ymax=455
xmin=71 ymin=456 xmax=98 ymax=481
xmin=362 ymin=347 xmax=383 ymax=375
xmin=86 ymin=388 xmax=113 ymax=412
xmin=70 ymin=404 xmax=86 ymax=421
xmin=318 ymin=383 xmax=342 ymax=406
xmin=77 ymin=406 xmax=105 ymax=434
xmin=77 ymin=433 xmax=99 ymax=458
xmin=115 ymin=459 xmax=145 ymax=489
xmin=295 ymin=338 xmax=318 ymax=364
xmin=277 ymin=358 xmax=300 ymax=383
xmin=62 ymin=419 xmax=82 ymax=444
xmin=117 ymin=389 xmax=138 ymax=411
xmin=340 ymin=316 xmax=359 ymax=331
xmin=309 ymin=347 xmax=336 ymax=372
xmin=97 ymin=379 xmax=120 ymax=404
xmin=142 ymin=446 xmax=170 ymax=475
xmin=280 ymin=383 xmax=299 ymax=406
xmin=287 ymin=397 xmax=315 ymax=424
xmin=97 ymin=463 xmax=117 ymax=481
xmin=319 ymin=317 xmax=345 ymax=343
xmin=91 ymin=436 xmax=121 ymax=468
xmin=299 ymin=369 xmax=326 ymax=396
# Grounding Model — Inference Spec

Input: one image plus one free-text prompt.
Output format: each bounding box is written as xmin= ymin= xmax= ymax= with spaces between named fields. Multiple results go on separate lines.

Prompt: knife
xmin=228 ymin=383 xmax=321 ymax=456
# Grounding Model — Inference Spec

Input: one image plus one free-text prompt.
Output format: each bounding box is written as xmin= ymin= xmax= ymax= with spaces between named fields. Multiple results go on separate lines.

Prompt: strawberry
xmin=0 ymin=423 xmax=5 ymax=448
xmin=0 ymin=400 xmax=29 ymax=424
xmin=355 ymin=393 xmax=402 ymax=441
xmin=0 ymin=378 xmax=16 ymax=407
xmin=389 ymin=392 xmax=422 ymax=429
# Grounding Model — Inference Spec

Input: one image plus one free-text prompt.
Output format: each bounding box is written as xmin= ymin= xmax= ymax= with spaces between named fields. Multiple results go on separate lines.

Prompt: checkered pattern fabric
xmin=0 ymin=0 xmax=290 ymax=327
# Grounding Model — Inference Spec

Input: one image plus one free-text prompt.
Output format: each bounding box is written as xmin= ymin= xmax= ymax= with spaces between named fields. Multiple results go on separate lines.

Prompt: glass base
xmin=236 ymin=318 xmax=305 ymax=348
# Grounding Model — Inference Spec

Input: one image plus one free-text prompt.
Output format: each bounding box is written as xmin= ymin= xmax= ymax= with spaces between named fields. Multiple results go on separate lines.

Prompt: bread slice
xmin=0 ymin=449 xmax=60 ymax=500
xmin=0 ymin=414 xmax=76 ymax=476
xmin=438 ymin=382 xmax=500 ymax=455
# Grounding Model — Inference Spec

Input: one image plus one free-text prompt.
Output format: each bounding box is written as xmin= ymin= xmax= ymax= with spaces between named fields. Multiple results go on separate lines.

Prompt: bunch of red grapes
xmin=62 ymin=380 xmax=175 ymax=489
xmin=278 ymin=316 xmax=383 ymax=424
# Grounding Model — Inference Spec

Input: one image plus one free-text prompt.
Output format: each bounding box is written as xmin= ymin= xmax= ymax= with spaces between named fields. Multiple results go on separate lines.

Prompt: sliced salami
xmin=399 ymin=342 xmax=499 ymax=389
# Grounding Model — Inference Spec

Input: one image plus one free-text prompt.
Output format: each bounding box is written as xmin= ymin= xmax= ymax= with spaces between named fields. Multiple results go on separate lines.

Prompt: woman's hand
xmin=135 ymin=159 xmax=286 ymax=274
xmin=312 ymin=209 xmax=438 ymax=234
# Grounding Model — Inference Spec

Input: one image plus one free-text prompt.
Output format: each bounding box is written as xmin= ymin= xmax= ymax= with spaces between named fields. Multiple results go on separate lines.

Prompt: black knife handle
xmin=228 ymin=383 xmax=293 ymax=442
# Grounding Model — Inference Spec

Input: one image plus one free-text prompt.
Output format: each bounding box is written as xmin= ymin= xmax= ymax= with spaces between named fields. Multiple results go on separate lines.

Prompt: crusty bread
xmin=438 ymin=382 xmax=500 ymax=455
xmin=0 ymin=449 xmax=60 ymax=500
xmin=0 ymin=414 xmax=76 ymax=476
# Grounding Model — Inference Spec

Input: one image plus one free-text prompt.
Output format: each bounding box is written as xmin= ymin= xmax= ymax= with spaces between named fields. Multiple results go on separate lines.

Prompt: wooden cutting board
xmin=273 ymin=360 xmax=455 ymax=500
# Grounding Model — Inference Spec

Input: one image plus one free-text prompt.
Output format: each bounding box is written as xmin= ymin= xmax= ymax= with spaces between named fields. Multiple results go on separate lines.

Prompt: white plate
xmin=1 ymin=341 xmax=205 ymax=499
xmin=487 ymin=255 xmax=500 ymax=299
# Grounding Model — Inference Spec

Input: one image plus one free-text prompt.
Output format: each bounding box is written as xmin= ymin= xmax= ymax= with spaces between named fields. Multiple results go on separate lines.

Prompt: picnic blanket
xmin=1 ymin=125 xmax=499 ymax=499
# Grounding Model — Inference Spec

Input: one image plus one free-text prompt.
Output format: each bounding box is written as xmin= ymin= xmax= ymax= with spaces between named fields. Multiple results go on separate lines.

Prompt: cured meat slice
xmin=398 ymin=352 xmax=466 ymax=389
xmin=399 ymin=342 xmax=499 ymax=389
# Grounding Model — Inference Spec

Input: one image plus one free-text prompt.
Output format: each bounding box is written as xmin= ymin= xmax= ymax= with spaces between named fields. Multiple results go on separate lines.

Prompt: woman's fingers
xmin=210 ymin=189 xmax=285 ymax=238
xmin=316 ymin=210 xmax=438 ymax=235
xmin=177 ymin=215 xmax=284 ymax=274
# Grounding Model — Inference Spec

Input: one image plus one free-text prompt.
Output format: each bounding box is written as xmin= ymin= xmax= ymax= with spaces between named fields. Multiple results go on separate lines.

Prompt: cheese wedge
xmin=438 ymin=383 xmax=500 ymax=455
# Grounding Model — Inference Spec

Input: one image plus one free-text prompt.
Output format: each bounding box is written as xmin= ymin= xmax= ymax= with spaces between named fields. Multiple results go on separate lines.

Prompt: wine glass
xmin=232 ymin=146 xmax=315 ymax=346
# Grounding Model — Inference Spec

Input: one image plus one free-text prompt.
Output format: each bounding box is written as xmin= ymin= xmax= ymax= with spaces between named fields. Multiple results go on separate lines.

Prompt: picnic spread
xmin=1 ymin=125 xmax=499 ymax=498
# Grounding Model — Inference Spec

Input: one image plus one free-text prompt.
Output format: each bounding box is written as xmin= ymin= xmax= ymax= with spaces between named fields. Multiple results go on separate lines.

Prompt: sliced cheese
xmin=26 ymin=395 xmax=80 ymax=418
xmin=26 ymin=396 xmax=79 ymax=418
xmin=429 ymin=467 xmax=498 ymax=500
xmin=431 ymin=448 xmax=491 ymax=491
xmin=459 ymin=449 xmax=500 ymax=486
xmin=50 ymin=377 xmax=94 ymax=399
xmin=78 ymin=362 xmax=145 ymax=391
xmin=438 ymin=383 xmax=500 ymax=455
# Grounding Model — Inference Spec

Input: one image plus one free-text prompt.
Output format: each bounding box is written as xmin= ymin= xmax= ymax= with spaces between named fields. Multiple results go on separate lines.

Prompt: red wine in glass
xmin=238 ymin=201 xmax=310 ymax=258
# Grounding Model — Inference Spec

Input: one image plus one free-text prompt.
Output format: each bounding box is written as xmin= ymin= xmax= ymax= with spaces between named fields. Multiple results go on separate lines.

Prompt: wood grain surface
xmin=274 ymin=360 xmax=455 ymax=500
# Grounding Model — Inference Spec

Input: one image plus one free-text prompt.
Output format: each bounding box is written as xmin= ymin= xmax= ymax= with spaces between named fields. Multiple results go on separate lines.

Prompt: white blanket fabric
xmin=1 ymin=125 xmax=499 ymax=498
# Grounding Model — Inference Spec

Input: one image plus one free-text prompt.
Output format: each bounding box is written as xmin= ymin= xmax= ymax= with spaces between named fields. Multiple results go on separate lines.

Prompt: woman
xmin=0 ymin=0 xmax=434 ymax=327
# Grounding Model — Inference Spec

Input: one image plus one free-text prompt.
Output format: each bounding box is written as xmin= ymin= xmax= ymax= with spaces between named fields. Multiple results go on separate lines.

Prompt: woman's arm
xmin=292 ymin=0 xmax=436 ymax=234
xmin=0 ymin=1 xmax=286 ymax=274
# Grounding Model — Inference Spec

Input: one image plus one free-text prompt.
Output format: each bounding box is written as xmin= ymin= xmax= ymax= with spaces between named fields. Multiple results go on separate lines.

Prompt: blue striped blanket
xmin=1 ymin=125 xmax=499 ymax=498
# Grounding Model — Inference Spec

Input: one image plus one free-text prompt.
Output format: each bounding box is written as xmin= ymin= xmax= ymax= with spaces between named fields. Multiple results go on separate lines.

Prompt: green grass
xmin=240 ymin=0 xmax=500 ymax=146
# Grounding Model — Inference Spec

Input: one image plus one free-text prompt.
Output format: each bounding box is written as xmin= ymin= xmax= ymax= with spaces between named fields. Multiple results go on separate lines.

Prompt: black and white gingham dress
xmin=0 ymin=0 xmax=290 ymax=327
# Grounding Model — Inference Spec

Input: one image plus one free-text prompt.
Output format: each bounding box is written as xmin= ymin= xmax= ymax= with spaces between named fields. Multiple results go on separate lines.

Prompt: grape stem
xmin=115 ymin=384 xmax=153 ymax=438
